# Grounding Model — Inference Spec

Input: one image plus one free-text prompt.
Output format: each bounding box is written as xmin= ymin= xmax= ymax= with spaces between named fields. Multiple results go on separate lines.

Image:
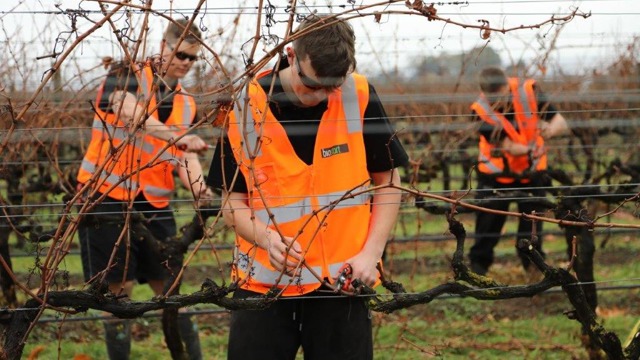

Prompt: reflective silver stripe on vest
xmin=341 ymin=75 xmax=362 ymax=134
xmin=234 ymin=87 xmax=262 ymax=159
xmin=92 ymin=119 xmax=174 ymax=160
xmin=143 ymin=185 xmax=173 ymax=198
xmin=254 ymin=188 xmax=370 ymax=225
xmin=236 ymin=248 xmax=321 ymax=285
xmin=516 ymin=82 xmax=532 ymax=118
xmin=478 ymin=153 xmax=502 ymax=174
xmin=165 ymin=87 xmax=193 ymax=163
xmin=528 ymin=140 xmax=541 ymax=169
xmin=154 ymin=149 xmax=178 ymax=163
xmin=529 ymin=141 xmax=542 ymax=169
xmin=181 ymin=92 xmax=194 ymax=127
xmin=255 ymin=197 xmax=313 ymax=224
xmin=81 ymin=159 xmax=139 ymax=192
xmin=475 ymin=96 xmax=503 ymax=125
xmin=139 ymin=70 xmax=151 ymax=99
xmin=316 ymin=187 xmax=370 ymax=209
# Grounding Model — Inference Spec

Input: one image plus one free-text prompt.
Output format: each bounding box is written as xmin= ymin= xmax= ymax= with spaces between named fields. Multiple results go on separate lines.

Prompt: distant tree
xmin=411 ymin=52 xmax=454 ymax=78
xmin=411 ymin=45 xmax=502 ymax=81
xmin=458 ymin=45 xmax=502 ymax=79
xmin=505 ymin=60 xmax=527 ymax=78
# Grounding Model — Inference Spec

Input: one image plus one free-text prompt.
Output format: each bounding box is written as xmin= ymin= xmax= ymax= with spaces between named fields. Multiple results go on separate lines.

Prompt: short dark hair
xmin=163 ymin=18 xmax=201 ymax=45
xmin=478 ymin=66 xmax=508 ymax=93
xmin=293 ymin=15 xmax=356 ymax=83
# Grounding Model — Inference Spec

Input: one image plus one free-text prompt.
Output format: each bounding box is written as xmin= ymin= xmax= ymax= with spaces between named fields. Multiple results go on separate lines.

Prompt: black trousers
xmin=469 ymin=178 xmax=546 ymax=271
xmin=78 ymin=194 xmax=176 ymax=283
xmin=227 ymin=288 xmax=373 ymax=360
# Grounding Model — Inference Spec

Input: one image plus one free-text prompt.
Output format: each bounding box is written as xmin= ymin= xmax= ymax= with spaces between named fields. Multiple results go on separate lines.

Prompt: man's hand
xmin=342 ymin=250 xmax=380 ymax=289
xmin=538 ymin=121 xmax=551 ymax=139
xmin=176 ymin=134 xmax=209 ymax=153
xmin=539 ymin=113 xmax=569 ymax=139
xmin=501 ymin=138 xmax=530 ymax=156
xmin=194 ymin=186 xmax=215 ymax=209
xmin=260 ymin=231 xmax=303 ymax=275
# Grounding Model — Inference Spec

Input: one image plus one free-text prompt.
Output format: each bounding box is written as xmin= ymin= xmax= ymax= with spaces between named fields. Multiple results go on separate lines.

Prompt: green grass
xmin=370 ymin=293 xmax=640 ymax=360
xmin=15 ymin=226 xmax=639 ymax=359
xmin=22 ymin=314 xmax=229 ymax=359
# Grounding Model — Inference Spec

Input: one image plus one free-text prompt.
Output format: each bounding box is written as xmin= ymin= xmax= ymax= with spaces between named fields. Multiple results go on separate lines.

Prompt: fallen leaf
xmin=27 ymin=345 xmax=45 ymax=360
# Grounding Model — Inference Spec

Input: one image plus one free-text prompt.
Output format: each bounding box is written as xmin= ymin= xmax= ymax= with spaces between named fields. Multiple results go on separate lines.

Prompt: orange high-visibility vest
xmin=227 ymin=71 xmax=371 ymax=296
xmin=77 ymin=65 xmax=196 ymax=207
xmin=472 ymin=78 xmax=546 ymax=184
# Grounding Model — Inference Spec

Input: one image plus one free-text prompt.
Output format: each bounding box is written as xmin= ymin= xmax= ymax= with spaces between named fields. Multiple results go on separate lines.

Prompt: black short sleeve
xmin=364 ymin=85 xmax=409 ymax=172
xmin=206 ymin=137 xmax=247 ymax=193
xmin=535 ymin=88 xmax=558 ymax=121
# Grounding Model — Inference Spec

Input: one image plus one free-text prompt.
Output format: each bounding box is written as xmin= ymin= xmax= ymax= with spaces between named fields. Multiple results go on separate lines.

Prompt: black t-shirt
xmin=206 ymin=68 xmax=409 ymax=193
xmin=476 ymin=84 xmax=558 ymax=142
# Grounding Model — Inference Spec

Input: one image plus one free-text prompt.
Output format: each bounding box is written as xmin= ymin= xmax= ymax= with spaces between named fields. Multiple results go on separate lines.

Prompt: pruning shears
xmin=334 ymin=263 xmax=353 ymax=293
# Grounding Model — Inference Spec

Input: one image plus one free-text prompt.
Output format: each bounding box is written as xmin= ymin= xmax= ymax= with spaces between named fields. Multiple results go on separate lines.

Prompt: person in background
xmin=76 ymin=18 xmax=210 ymax=360
xmin=207 ymin=15 xmax=408 ymax=360
xmin=468 ymin=66 xmax=569 ymax=276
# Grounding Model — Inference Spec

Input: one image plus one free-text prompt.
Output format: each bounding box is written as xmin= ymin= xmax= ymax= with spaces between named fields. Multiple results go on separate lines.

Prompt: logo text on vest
xmin=321 ymin=143 xmax=349 ymax=158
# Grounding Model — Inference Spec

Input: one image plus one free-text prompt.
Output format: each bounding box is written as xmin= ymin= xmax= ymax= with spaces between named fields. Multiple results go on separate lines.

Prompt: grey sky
xmin=1 ymin=0 xmax=638 ymax=90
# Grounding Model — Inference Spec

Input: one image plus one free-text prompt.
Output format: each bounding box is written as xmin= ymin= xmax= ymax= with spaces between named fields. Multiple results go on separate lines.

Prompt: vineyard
xmin=1 ymin=1 xmax=640 ymax=359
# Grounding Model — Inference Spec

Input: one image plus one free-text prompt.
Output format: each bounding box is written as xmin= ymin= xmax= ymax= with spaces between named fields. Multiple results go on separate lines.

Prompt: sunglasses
xmin=174 ymin=51 xmax=198 ymax=62
xmin=166 ymin=43 xmax=199 ymax=62
xmin=295 ymin=55 xmax=340 ymax=91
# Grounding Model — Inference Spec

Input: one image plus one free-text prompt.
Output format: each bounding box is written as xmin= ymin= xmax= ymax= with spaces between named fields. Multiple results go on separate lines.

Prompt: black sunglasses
xmin=295 ymin=55 xmax=340 ymax=91
xmin=166 ymin=43 xmax=199 ymax=62
xmin=174 ymin=51 xmax=198 ymax=62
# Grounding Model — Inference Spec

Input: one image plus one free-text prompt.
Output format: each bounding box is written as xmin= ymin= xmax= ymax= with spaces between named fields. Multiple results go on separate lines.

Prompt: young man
xmin=468 ymin=66 xmax=569 ymax=276
xmin=207 ymin=15 xmax=408 ymax=360
xmin=77 ymin=19 xmax=209 ymax=359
